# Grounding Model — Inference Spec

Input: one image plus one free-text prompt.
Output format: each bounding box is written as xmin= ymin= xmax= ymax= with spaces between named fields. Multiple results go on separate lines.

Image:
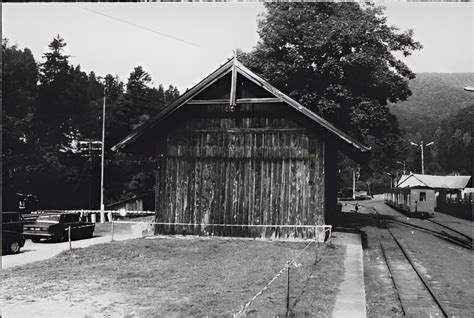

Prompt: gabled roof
xmin=106 ymin=192 xmax=154 ymax=209
xmin=397 ymin=174 xmax=410 ymax=186
xmin=111 ymin=57 xmax=370 ymax=160
xmin=396 ymin=174 xmax=472 ymax=189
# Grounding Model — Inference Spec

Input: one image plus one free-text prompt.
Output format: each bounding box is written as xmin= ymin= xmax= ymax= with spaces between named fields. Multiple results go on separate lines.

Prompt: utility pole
xmin=79 ymin=140 xmax=101 ymax=223
xmin=88 ymin=142 xmax=93 ymax=211
xmin=352 ymin=169 xmax=356 ymax=199
xmin=409 ymin=141 xmax=433 ymax=175
xmin=100 ymin=87 xmax=106 ymax=223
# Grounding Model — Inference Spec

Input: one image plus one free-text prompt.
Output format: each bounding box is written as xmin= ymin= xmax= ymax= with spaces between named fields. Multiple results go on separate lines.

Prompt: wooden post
xmin=229 ymin=64 xmax=237 ymax=110
xmin=111 ymin=220 xmax=114 ymax=242
xmin=286 ymin=264 xmax=290 ymax=317
xmin=68 ymin=226 xmax=72 ymax=251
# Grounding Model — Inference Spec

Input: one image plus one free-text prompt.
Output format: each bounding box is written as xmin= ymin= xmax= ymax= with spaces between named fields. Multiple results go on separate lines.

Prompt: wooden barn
xmin=112 ymin=57 xmax=370 ymax=239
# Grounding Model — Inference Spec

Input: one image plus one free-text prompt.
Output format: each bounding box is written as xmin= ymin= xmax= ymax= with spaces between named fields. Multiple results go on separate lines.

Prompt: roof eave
xmin=112 ymin=57 xmax=371 ymax=159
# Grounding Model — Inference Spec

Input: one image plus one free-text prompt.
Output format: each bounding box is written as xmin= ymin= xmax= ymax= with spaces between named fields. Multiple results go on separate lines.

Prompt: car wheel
xmin=9 ymin=240 xmax=21 ymax=254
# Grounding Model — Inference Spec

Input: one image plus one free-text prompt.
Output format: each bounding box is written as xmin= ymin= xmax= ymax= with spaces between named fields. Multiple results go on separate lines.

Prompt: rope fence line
xmin=29 ymin=211 xmax=332 ymax=240
xmin=234 ymin=239 xmax=317 ymax=317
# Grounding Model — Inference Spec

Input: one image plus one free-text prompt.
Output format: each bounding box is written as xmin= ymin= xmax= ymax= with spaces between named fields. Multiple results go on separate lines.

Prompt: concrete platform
xmin=331 ymin=232 xmax=366 ymax=318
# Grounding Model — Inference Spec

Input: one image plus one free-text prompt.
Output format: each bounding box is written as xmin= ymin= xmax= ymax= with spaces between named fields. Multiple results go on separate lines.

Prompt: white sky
xmin=2 ymin=2 xmax=473 ymax=92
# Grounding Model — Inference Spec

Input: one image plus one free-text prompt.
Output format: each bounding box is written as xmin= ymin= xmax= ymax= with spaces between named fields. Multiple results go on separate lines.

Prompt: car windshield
xmin=37 ymin=214 xmax=61 ymax=223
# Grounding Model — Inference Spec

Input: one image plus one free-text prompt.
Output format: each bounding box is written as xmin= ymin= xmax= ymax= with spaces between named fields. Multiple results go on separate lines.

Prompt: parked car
xmin=2 ymin=231 xmax=25 ymax=255
xmin=2 ymin=212 xmax=23 ymax=232
xmin=23 ymin=212 xmax=95 ymax=243
xmin=2 ymin=212 xmax=25 ymax=254
xmin=355 ymin=194 xmax=372 ymax=200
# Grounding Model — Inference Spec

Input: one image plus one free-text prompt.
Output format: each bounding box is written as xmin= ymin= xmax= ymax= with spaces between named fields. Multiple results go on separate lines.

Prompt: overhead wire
xmin=72 ymin=5 xmax=200 ymax=48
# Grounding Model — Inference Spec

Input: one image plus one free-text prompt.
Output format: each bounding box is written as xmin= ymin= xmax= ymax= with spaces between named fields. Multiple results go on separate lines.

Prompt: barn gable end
xmin=112 ymin=57 xmax=370 ymax=238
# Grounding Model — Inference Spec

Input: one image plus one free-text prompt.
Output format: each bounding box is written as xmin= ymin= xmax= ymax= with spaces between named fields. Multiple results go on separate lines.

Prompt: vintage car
xmin=2 ymin=230 xmax=26 ymax=255
xmin=2 ymin=212 xmax=26 ymax=254
xmin=23 ymin=212 xmax=95 ymax=243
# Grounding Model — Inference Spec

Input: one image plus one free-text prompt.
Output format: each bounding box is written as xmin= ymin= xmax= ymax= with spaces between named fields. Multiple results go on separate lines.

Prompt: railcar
xmin=385 ymin=187 xmax=435 ymax=218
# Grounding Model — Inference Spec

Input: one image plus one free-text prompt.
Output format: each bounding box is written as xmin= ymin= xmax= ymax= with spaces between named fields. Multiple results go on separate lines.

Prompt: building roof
xmin=106 ymin=192 xmax=154 ymax=209
xmin=396 ymin=174 xmax=472 ymax=189
xmin=111 ymin=57 xmax=370 ymax=161
xmin=397 ymin=174 xmax=410 ymax=186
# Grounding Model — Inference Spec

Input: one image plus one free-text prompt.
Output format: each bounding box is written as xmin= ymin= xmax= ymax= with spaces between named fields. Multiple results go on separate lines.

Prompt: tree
xmin=240 ymin=3 xmax=422 ymax=188
xmin=2 ymin=39 xmax=39 ymax=209
xmin=164 ymin=84 xmax=180 ymax=105
xmin=126 ymin=66 xmax=152 ymax=97
xmin=105 ymin=68 xmax=180 ymax=203
xmin=434 ymin=104 xmax=474 ymax=175
xmin=37 ymin=35 xmax=89 ymax=147
xmin=242 ymin=3 xmax=421 ymax=136
xmin=2 ymin=36 xmax=182 ymax=209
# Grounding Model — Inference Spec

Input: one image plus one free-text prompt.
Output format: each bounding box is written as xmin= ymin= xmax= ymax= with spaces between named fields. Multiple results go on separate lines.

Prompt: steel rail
xmin=378 ymin=241 xmax=406 ymax=317
xmin=367 ymin=206 xmax=450 ymax=318
xmin=426 ymin=219 xmax=473 ymax=242
xmin=356 ymin=203 xmax=472 ymax=250
xmin=387 ymin=219 xmax=472 ymax=250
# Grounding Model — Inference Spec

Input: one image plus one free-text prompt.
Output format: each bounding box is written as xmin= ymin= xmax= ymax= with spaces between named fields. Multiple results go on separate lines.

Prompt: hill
xmin=389 ymin=73 xmax=474 ymax=137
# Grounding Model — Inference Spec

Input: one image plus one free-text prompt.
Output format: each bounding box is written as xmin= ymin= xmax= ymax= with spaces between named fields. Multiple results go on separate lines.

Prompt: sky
xmin=2 ymin=2 xmax=473 ymax=92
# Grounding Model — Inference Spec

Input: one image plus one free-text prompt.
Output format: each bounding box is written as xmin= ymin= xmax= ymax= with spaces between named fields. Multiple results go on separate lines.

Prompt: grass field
xmin=1 ymin=236 xmax=345 ymax=317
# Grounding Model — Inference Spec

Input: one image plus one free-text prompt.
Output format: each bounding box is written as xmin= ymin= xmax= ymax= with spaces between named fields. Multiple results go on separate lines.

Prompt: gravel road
xmin=2 ymin=222 xmax=144 ymax=269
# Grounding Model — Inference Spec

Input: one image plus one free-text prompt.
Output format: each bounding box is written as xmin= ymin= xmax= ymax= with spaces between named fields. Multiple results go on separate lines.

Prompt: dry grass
xmin=1 ymin=236 xmax=344 ymax=317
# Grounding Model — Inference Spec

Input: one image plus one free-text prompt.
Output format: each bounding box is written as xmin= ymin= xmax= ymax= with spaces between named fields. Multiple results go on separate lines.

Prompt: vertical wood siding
xmin=155 ymin=103 xmax=326 ymax=238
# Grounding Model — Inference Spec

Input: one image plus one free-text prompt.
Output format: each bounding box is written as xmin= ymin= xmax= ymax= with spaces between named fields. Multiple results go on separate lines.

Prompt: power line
xmin=73 ymin=5 xmax=200 ymax=48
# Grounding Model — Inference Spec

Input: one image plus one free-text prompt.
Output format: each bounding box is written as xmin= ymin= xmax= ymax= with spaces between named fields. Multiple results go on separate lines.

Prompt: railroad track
xmin=364 ymin=205 xmax=450 ymax=317
xmin=356 ymin=202 xmax=473 ymax=250
xmin=426 ymin=219 xmax=473 ymax=243
xmin=388 ymin=219 xmax=472 ymax=250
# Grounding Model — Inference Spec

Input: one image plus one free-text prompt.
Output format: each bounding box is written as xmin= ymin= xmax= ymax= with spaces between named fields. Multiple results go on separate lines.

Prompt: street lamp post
xmin=409 ymin=141 xmax=434 ymax=175
xmin=100 ymin=87 xmax=106 ymax=223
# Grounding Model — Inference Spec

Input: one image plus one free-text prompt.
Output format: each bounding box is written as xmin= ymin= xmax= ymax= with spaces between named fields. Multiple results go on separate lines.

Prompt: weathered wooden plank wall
xmin=155 ymin=103 xmax=326 ymax=238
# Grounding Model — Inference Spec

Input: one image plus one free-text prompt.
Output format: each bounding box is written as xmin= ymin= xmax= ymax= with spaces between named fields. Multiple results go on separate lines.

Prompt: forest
xmin=3 ymin=3 xmax=472 ymax=211
xmin=2 ymin=36 xmax=180 ymax=210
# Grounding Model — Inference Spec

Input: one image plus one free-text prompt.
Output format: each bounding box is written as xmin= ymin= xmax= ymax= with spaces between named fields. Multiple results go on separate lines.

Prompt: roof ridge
xmin=111 ymin=57 xmax=370 ymax=158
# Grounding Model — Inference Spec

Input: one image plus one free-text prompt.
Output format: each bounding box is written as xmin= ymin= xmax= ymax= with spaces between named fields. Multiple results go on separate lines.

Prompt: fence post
xmin=286 ymin=264 xmax=290 ymax=317
xmin=68 ymin=226 xmax=72 ymax=251
xmin=111 ymin=220 xmax=115 ymax=242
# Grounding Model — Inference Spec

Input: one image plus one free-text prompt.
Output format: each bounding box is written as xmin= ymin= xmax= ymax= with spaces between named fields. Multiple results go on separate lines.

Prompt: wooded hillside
xmin=389 ymin=73 xmax=473 ymax=136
